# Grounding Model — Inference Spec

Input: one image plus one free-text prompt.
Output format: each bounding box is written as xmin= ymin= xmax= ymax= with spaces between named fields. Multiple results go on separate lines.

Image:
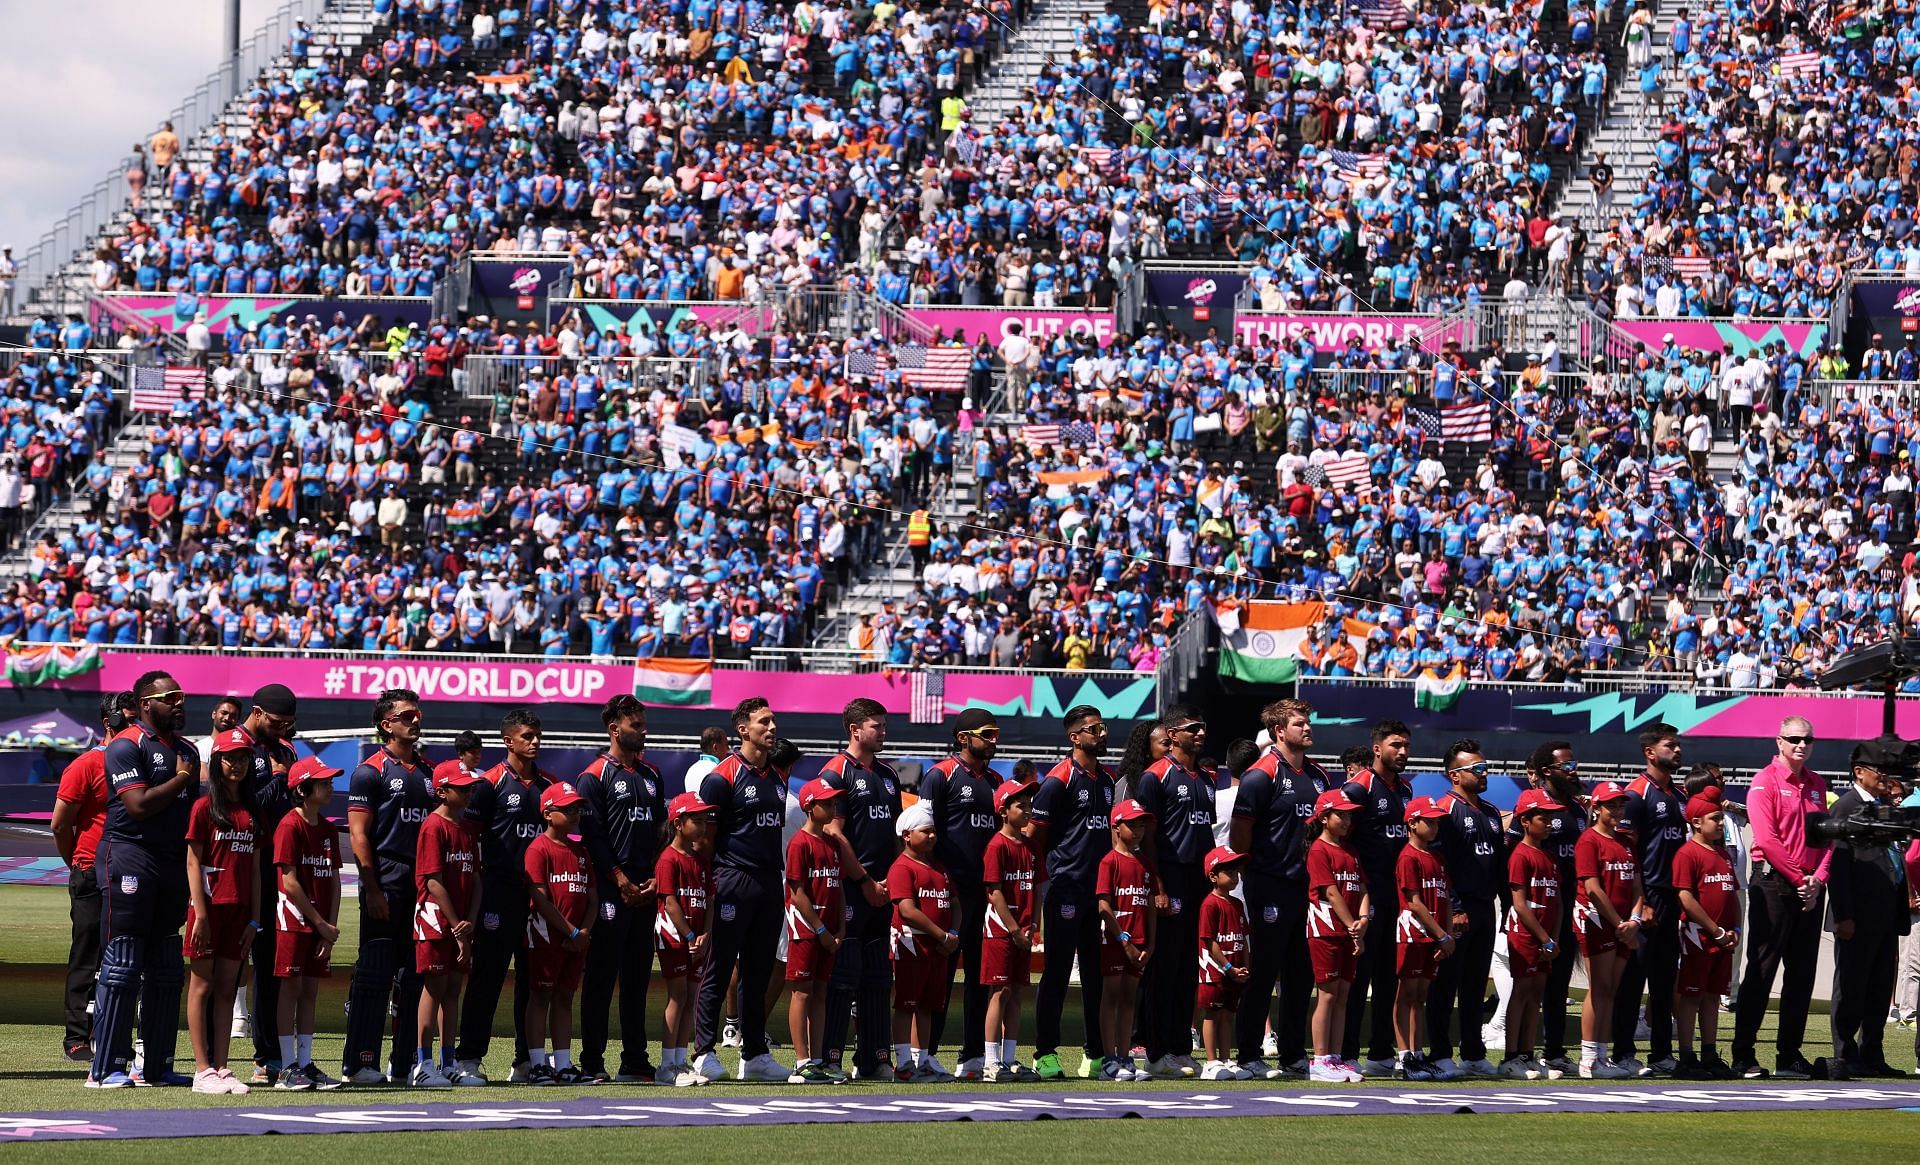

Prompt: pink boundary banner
xmin=0 ymin=653 xmax=626 ymax=705
xmin=1689 ymin=694 xmax=1920 ymax=740
xmin=904 ymin=307 xmax=1119 ymax=345
xmin=1231 ymin=312 xmax=1473 ymax=350
xmin=710 ymin=668 xmax=1030 ymax=716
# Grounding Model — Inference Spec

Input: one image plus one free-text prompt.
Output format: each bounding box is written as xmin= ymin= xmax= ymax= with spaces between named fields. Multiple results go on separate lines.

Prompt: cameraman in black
xmin=1823 ymin=736 xmax=1913 ymax=1080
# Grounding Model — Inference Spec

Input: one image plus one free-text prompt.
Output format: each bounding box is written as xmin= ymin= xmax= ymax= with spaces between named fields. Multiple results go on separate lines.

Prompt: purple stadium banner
xmin=93 ymin=293 xmax=433 ymax=336
xmin=469 ymin=255 xmax=573 ymax=322
xmin=1610 ymin=318 xmax=1828 ymax=359
xmin=904 ymin=306 xmax=1119 ymax=345
xmin=2 ymin=1084 xmax=1916 ymax=1140
xmin=1232 ymin=311 xmax=1474 ymax=351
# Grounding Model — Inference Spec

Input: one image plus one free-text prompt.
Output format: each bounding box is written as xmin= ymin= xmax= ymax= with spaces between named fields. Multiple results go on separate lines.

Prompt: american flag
xmin=1350 ymin=0 xmax=1412 ymax=31
xmin=1330 ymin=149 xmax=1387 ymax=187
xmin=1441 ymin=401 xmax=1494 ymax=443
xmin=1323 ymin=450 xmax=1373 ymax=490
xmin=1407 ymin=406 xmax=1442 ymax=441
xmin=845 ymin=348 xmax=881 ymax=378
xmin=909 ymin=669 xmax=947 ymax=724
xmin=903 ymin=346 xmax=970 ymax=393
xmin=1079 ymin=145 xmax=1115 ymax=173
xmin=1645 ymin=253 xmax=1714 ymax=280
xmin=1021 ymin=423 xmax=1062 ymax=446
xmin=130 ymin=364 xmax=207 ymax=412
xmin=950 ymin=132 xmax=980 ymax=164
xmin=1061 ymin=420 xmax=1097 ymax=444
xmin=1776 ymin=50 xmax=1821 ymax=78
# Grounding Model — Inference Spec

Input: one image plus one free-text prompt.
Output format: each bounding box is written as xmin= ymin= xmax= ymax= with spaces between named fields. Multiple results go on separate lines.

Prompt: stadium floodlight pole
xmin=224 ymin=0 xmax=242 ymax=95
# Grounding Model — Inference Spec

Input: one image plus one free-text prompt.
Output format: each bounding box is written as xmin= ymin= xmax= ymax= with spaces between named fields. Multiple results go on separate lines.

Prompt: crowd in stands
xmin=0 ymin=350 xmax=122 ymax=552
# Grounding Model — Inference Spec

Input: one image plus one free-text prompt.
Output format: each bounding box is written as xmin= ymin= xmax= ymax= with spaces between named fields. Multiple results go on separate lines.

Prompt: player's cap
xmin=667 ymin=792 xmax=714 ymax=822
xmin=799 ymin=777 xmax=843 ymax=810
xmin=251 ymin=682 xmax=296 ymax=717
xmin=896 ymin=802 xmax=935 ymax=836
xmin=1588 ymin=780 xmax=1629 ymax=804
xmin=1514 ymin=788 xmax=1565 ymax=817
xmin=541 ymin=782 xmax=584 ymax=812
xmin=994 ymin=779 xmax=1034 ymax=813
xmin=1204 ymin=845 xmax=1247 ymax=877
xmin=953 ymin=707 xmax=999 ymax=736
xmin=213 ymin=727 xmax=255 ymax=754
xmin=433 ymin=759 xmax=479 ymax=791
xmin=1312 ymin=789 xmax=1360 ymax=819
xmin=1684 ymin=786 xmax=1724 ymax=820
xmin=1111 ymin=798 xmax=1154 ymax=824
xmin=1403 ymin=795 xmax=1449 ymax=822
xmin=286 ymin=755 xmax=341 ymax=789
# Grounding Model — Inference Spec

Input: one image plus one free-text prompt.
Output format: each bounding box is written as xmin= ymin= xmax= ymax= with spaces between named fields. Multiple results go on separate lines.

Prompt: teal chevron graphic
xmin=123 ymin=296 xmax=299 ymax=334
xmin=1716 ymin=321 xmax=1826 ymax=359
xmin=1514 ymin=692 xmax=1746 ymax=736
xmin=952 ymin=677 xmax=1157 ymax=721
xmin=1310 ymin=716 xmax=1365 ymax=726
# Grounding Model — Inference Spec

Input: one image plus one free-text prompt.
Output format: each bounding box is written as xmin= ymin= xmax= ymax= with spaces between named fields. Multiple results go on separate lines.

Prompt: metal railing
xmin=11 ymin=0 xmax=377 ymax=319
xmin=458 ymin=353 xmax=716 ymax=405
xmin=432 ymin=255 xmax=472 ymax=321
xmin=1153 ymin=612 xmax=1211 ymax=716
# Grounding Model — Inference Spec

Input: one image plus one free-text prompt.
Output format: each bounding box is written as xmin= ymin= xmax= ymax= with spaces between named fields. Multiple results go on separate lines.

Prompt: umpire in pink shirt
xmin=1729 ymin=717 xmax=1831 ymax=1080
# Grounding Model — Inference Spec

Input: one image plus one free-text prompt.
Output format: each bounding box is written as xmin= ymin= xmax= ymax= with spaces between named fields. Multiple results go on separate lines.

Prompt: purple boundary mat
xmin=4 ymin=1085 xmax=1920 ymax=1141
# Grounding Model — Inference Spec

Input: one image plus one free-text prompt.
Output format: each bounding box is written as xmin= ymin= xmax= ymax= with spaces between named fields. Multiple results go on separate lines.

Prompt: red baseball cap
xmin=1313 ymin=789 xmax=1360 ymax=819
xmin=1204 ymin=845 xmax=1247 ymax=877
xmin=1514 ymin=788 xmax=1565 ymax=817
xmin=799 ymin=777 xmax=843 ymax=810
xmin=1403 ymin=795 xmax=1449 ymax=822
xmin=1111 ymin=798 xmax=1154 ymax=824
xmin=433 ymin=759 xmax=479 ymax=791
xmin=1588 ymin=781 xmax=1629 ymax=804
xmin=285 ymin=755 xmax=342 ymax=790
xmin=1685 ymin=786 xmax=1724 ymax=820
xmin=213 ymin=727 xmax=256 ymax=754
xmin=994 ymin=779 xmax=1034 ymax=813
xmin=668 ymin=792 xmax=714 ymax=822
xmin=541 ymin=782 xmax=584 ymax=813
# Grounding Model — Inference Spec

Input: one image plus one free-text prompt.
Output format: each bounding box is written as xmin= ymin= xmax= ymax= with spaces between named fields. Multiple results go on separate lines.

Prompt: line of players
xmin=66 ymin=674 xmax=1887 ymax=1093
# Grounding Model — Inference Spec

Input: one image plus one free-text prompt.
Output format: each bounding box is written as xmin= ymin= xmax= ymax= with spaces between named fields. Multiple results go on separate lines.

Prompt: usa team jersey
xmin=1433 ymin=791 xmax=1504 ymax=903
xmin=888 ymin=853 xmax=954 ymax=959
xmin=921 ymin=756 xmax=1000 ymax=885
xmin=1197 ymin=892 xmax=1249 ymax=984
xmin=702 ymin=752 xmax=789 ymax=875
xmin=576 ymin=753 xmax=667 ymax=886
xmin=1134 ymin=756 xmax=1215 ymax=866
xmin=273 ymin=812 xmax=339 ymax=934
xmin=1232 ymin=749 xmax=1327 ymax=882
xmin=230 ymin=725 xmax=298 ymax=833
xmin=103 ymin=724 xmax=200 ymax=863
xmin=469 ymin=763 xmax=553 ymax=882
xmin=414 ymin=812 xmax=480 ymax=940
xmin=1394 ymin=844 xmax=1451 ymax=945
xmin=524 ymin=833 xmax=595 ymax=947
xmin=1031 ymin=757 xmax=1116 ymax=889
xmin=1621 ymin=772 xmax=1688 ymax=890
xmin=1574 ymin=828 xmax=1639 ymax=929
xmin=1095 ymin=849 xmax=1153 ymax=948
xmin=1671 ymin=841 xmax=1739 ymax=950
xmin=1340 ymin=769 xmax=1411 ymax=882
xmin=186 ymin=798 xmax=257 ymax=905
xmin=784 ymin=829 xmax=845 ymax=940
xmin=982 ymin=831 xmax=1041 ymax=938
xmin=1306 ymin=838 xmax=1365 ymax=939
xmin=347 ymin=748 xmax=435 ymax=893
xmin=653 ymin=845 xmax=712 ymax=949
xmin=1507 ymin=843 xmax=1562 ymax=940
xmin=820 ymin=751 xmax=902 ymax=880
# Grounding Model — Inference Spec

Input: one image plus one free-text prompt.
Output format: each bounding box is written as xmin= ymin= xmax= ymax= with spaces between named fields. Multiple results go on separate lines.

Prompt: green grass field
xmin=4 ymin=883 xmax=1918 ymax=1159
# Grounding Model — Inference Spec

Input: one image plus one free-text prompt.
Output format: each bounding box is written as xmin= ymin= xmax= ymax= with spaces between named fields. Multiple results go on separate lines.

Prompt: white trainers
xmin=738 ymin=1054 xmax=790 ymax=1082
xmin=983 ymin=1061 xmax=1009 ymax=1083
xmin=454 ymin=1060 xmax=488 ymax=1085
xmin=720 ymin=1020 xmax=744 ymax=1049
xmin=1115 ymin=1058 xmax=1145 ymax=1083
xmin=1308 ymin=1057 xmax=1349 ymax=1083
xmin=956 ymin=1056 xmax=983 ymax=1081
xmin=1239 ymin=1059 xmax=1285 ymax=1080
xmin=1499 ymin=1056 xmax=1542 ymax=1081
xmin=1537 ymin=1056 xmax=1568 ymax=1081
xmin=692 ymin=1052 xmax=727 ymax=1082
xmin=1337 ymin=1058 xmax=1366 ymax=1082
xmin=1480 ymin=1023 xmax=1507 ymax=1051
xmin=409 ymin=1063 xmax=453 ymax=1089
xmin=346 ymin=1067 xmax=388 ymax=1086
xmin=507 ymin=1061 xmax=533 ymax=1084
xmin=1261 ymin=1031 xmax=1280 ymax=1059
xmin=192 ymin=1068 xmax=226 ymax=1094
xmin=920 ymin=1055 xmax=952 ymax=1081
xmin=1200 ymin=1060 xmax=1234 ymax=1081
xmin=1580 ymin=1059 xmax=1630 ymax=1079
xmin=1146 ymin=1054 xmax=1194 ymax=1079
xmin=674 ymin=1069 xmax=707 ymax=1087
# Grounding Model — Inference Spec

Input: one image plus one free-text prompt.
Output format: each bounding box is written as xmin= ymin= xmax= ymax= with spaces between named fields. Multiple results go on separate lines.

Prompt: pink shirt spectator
xmin=1745 ymin=756 xmax=1832 ymax=886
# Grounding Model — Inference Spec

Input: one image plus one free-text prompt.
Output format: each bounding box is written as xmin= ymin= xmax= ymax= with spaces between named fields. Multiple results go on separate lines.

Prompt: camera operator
xmin=1823 ymin=735 xmax=1913 ymax=1080
xmin=1729 ymin=717 xmax=1829 ymax=1081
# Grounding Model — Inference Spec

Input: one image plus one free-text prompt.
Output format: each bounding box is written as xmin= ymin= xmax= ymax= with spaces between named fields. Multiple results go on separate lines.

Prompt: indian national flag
xmin=1216 ymin=601 xmax=1325 ymax=685
xmin=633 ymin=658 xmax=714 ymax=707
xmin=1413 ymin=664 xmax=1468 ymax=712
xmin=4 ymin=643 xmax=104 ymax=687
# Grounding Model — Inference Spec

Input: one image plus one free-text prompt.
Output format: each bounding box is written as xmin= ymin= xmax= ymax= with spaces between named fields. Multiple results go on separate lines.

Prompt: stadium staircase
xmin=965 ymin=0 xmax=1109 ymax=127
xmin=1551 ymin=5 xmax=1680 ymax=234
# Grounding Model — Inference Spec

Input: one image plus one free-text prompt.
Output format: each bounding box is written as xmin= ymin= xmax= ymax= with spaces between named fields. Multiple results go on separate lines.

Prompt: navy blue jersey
xmin=1507 ymin=793 xmax=1588 ymax=888
xmin=1621 ymin=772 xmax=1687 ymax=890
xmin=1030 ymin=757 xmax=1115 ymax=890
xmin=1434 ymin=791 xmax=1505 ymax=903
xmin=347 ymin=748 xmax=435 ymax=894
xmin=1232 ymin=748 xmax=1327 ymax=881
xmin=576 ymin=752 xmax=667 ymax=887
xmin=247 ymin=732 xmax=298 ymax=832
xmin=920 ymin=755 xmax=999 ymax=886
xmin=468 ymin=762 xmax=553 ymax=883
xmin=1341 ymin=768 xmax=1412 ymax=884
xmin=699 ymin=751 xmax=787 ymax=875
xmin=1133 ymin=756 xmax=1215 ymax=867
xmin=819 ymin=751 xmax=901 ymax=880
xmin=102 ymin=724 xmax=199 ymax=865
